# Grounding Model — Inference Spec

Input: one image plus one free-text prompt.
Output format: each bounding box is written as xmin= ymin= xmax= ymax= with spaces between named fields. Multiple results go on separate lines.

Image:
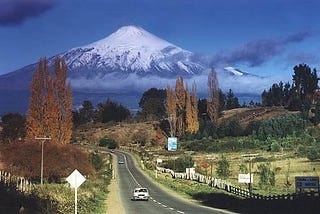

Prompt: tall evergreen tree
xmin=225 ymin=89 xmax=240 ymax=109
xmin=138 ymin=88 xmax=166 ymax=119
xmin=291 ymin=64 xmax=319 ymax=111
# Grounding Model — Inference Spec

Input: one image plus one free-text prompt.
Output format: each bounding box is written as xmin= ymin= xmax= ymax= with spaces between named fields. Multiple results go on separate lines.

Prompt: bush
xmin=218 ymin=119 xmax=243 ymax=137
xmin=90 ymin=152 xmax=103 ymax=171
xmin=0 ymin=141 xmax=94 ymax=182
xmin=107 ymin=140 xmax=118 ymax=149
xmin=216 ymin=156 xmax=231 ymax=179
xmin=257 ymin=163 xmax=275 ymax=191
xmin=296 ymin=145 xmax=307 ymax=157
xmin=164 ymin=155 xmax=194 ymax=172
xmin=306 ymin=146 xmax=320 ymax=161
xmin=30 ymin=152 xmax=111 ymax=213
xmin=244 ymin=120 xmax=262 ymax=136
xmin=270 ymin=141 xmax=282 ymax=152
xmin=99 ymin=137 xmax=118 ymax=149
xmin=255 ymin=114 xmax=306 ymax=140
xmin=183 ymin=137 xmax=256 ymax=153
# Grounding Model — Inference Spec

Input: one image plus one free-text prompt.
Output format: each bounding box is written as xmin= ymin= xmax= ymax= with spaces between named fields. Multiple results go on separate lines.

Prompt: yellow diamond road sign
xmin=66 ymin=169 xmax=86 ymax=189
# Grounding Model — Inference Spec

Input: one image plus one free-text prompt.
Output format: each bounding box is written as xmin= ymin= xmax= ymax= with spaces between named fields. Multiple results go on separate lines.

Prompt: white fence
xmin=0 ymin=170 xmax=34 ymax=193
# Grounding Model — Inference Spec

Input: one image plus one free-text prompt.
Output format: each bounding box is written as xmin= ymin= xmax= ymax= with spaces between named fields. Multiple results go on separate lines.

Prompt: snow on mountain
xmin=223 ymin=66 xmax=245 ymax=76
xmin=58 ymin=25 xmax=205 ymax=77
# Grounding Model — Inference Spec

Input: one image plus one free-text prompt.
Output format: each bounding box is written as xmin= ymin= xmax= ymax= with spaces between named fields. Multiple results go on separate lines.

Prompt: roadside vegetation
xmin=0 ymin=60 xmax=320 ymax=211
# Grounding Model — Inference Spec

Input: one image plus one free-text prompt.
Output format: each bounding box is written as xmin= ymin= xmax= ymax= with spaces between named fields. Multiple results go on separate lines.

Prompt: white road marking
xmin=121 ymin=153 xmax=140 ymax=186
xmin=120 ymin=152 xmax=184 ymax=213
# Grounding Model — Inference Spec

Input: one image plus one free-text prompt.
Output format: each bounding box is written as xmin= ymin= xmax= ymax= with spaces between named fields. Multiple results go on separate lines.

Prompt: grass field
xmin=168 ymin=150 xmax=320 ymax=195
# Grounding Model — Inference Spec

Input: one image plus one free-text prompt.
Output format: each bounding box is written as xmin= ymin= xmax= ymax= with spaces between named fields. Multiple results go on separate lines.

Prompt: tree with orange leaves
xmin=185 ymin=82 xmax=199 ymax=134
xmin=26 ymin=57 xmax=72 ymax=145
xmin=53 ymin=57 xmax=73 ymax=145
xmin=26 ymin=58 xmax=50 ymax=139
xmin=191 ymin=82 xmax=199 ymax=133
xmin=185 ymin=86 xmax=193 ymax=133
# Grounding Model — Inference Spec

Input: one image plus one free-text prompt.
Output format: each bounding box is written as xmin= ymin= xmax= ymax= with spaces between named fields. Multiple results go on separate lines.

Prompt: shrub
xmin=0 ymin=140 xmax=94 ymax=182
xmin=132 ymin=130 xmax=148 ymax=146
xmin=107 ymin=140 xmax=118 ymax=149
xmin=257 ymin=163 xmax=275 ymax=191
xmin=270 ymin=141 xmax=282 ymax=152
xmin=255 ymin=114 xmax=306 ymax=140
xmin=89 ymin=152 xmax=103 ymax=171
xmin=216 ymin=156 xmax=231 ymax=179
xmin=306 ymin=146 xmax=320 ymax=161
xmin=244 ymin=120 xmax=262 ymax=136
xmin=99 ymin=137 xmax=118 ymax=149
xmin=164 ymin=155 xmax=194 ymax=172
xmin=296 ymin=145 xmax=307 ymax=157
xmin=218 ymin=119 xmax=243 ymax=137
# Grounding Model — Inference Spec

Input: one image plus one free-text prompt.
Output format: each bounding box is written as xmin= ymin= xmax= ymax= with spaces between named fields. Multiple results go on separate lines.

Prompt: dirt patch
xmin=73 ymin=121 xmax=158 ymax=146
xmin=220 ymin=106 xmax=298 ymax=125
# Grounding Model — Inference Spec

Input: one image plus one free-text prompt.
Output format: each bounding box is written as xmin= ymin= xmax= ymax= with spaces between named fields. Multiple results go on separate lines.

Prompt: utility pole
xmin=35 ymin=137 xmax=51 ymax=185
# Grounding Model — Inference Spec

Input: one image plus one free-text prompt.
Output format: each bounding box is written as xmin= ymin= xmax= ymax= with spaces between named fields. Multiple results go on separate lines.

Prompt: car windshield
xmin=135 ymin=188 xmax=147 ymax=193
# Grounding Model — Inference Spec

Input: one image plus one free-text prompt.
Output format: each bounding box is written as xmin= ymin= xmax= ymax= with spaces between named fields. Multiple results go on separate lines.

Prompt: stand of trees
xmin=26 ymin=57 xmax=73 ymax=145
xmin=262 ymin=64 xmax=319 ymax=114
xmin=165 ymin=76 xmax=199 ymax=137
xmin=73 ymin=99 xmax=131 ymax=126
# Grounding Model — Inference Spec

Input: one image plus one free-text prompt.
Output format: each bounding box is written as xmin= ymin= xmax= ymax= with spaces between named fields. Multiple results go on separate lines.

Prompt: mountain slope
xmin=59 ymin=25 xmax=205 ymax=79
xmin=0 ymin=25 xmax=206 ymax=90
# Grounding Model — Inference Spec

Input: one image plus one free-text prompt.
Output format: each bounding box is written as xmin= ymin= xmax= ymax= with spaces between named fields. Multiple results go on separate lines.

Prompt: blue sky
xmin=0 ymin=0 xmax=319 ymax=80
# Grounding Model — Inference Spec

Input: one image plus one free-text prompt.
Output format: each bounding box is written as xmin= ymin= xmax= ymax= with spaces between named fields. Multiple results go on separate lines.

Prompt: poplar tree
xmin=191 ymin=82 xmax=199 ymax=133
xmin=185 ymin=86 xmax=193 ymax=133
xmin=165 ymin=85 xmax=177 ymax=137
xmin=207 ymin=68 xmax=219 ymax=125
xmin=53 ymin=57 xmax=73 ymax=145
xmin=175 ymin=76 xmax=186 ymax=136
xmin=26 ymin=58 xmax=50 ymax=139
xmin=26 ymin=57 xmax=73 ymax=145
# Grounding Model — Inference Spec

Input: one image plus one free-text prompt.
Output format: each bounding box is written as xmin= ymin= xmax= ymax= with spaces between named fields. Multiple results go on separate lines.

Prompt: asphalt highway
xmin=115 ymin=151 xmax=231 ymax=214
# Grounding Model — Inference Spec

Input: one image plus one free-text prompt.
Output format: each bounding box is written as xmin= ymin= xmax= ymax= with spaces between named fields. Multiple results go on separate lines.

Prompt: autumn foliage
xmin=0 ymin=141 xmax=93 ymax=182
xmin=26 ymin=57 xmax=73 ymax=145
xmin=165 ymin=76 xmax=199 ymax=136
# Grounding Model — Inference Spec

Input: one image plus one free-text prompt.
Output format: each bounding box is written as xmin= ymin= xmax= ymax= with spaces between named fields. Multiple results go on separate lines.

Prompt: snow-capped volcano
xmin=60 ymin=25 xmax=205 ymax=78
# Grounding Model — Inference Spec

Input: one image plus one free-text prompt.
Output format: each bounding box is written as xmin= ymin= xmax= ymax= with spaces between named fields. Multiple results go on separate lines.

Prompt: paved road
xmin=115 ymin=151 xmax=230 ymax=214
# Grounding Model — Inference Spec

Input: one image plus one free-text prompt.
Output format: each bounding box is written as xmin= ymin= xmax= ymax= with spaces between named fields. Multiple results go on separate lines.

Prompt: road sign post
xmin=66 ymin=169 xmax=86 ymax=214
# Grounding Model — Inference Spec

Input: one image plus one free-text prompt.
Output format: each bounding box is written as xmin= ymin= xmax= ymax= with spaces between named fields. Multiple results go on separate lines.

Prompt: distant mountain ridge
xmin=0 ymin=25 xmax=210 ymax=90
xmin=0 ymin=25 xmax=265 ymax=115
xmin=64 ymin=25 xmax=204 ymax=77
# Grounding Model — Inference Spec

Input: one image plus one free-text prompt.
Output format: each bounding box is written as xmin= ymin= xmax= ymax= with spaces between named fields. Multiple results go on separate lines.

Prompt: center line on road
xmin=121 ymin=153 xmax=140 ymax=187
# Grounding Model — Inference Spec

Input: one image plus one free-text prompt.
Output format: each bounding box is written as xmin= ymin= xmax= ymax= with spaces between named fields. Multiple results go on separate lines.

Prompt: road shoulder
xmin=105 ymin=153 xmax=125 ymax=214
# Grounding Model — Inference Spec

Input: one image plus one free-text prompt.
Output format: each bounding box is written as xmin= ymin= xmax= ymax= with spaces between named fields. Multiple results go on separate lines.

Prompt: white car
xmin=132 ymin=187 xmax=149 ymax=201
